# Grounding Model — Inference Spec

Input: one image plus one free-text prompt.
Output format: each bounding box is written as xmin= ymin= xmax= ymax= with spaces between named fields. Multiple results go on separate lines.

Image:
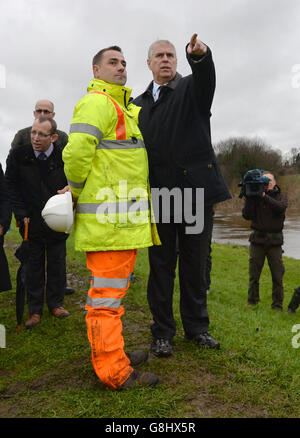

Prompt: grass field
xmin=0 ymin=224 xmax=300 ymax=418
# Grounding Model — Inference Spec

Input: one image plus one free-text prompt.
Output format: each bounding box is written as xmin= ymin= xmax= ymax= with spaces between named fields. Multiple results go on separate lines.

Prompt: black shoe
xmin=185 ymin=332 xmax=220 ymax=349
xmin=271 ymin=305 xmax=283 ymax=312
xmin=126 ymin=350 xmax=148 ymax=367
xmin=248 ymin=300 xmax=259 ymax=306
xmin=130 ymin=273 xmax=138 ymax=283
xmin=65 ymin=287 xmax=75 ymax=295
xmin=119 ymin=370 xmax=159 ymax=389
xmin=150 ymin=338 xmax=173 ymax=357
xmin=287 ymin=286 xmax=300 ymax=314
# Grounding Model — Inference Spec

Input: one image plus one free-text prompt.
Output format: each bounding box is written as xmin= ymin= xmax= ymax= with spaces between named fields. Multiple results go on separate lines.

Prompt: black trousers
xmin=0 ymin=236 xmax=12 ymax=292
xmin=175 ymin=228 xmax=213 ymax=292
xmin=26 ymin=238 xmax=66 ymax=315
xmin=147 ymin=205 xmax=214 ymax=340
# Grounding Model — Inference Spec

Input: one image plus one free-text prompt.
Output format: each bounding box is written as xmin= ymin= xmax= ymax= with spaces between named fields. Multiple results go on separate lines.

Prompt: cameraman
xmin=242 ymin=172 xmax=288 ymax=310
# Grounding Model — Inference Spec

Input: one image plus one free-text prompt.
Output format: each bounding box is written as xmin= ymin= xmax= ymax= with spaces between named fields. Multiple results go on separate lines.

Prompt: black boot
xmin=287 ymin=286 xmax=300 ymax=314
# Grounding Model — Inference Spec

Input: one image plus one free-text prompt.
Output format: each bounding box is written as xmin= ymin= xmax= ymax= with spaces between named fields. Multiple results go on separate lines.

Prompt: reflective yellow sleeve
xmin=62 ymin=95 xmax=114 ymax=198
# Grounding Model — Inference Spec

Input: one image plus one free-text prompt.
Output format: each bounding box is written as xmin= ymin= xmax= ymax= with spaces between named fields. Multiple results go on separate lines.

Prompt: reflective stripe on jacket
xmin=63 ymin=79 xmax=160 ymax=251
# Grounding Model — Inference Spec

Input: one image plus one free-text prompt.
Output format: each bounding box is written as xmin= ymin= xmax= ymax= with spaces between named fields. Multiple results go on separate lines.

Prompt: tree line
xmin=214 ymin=137 xmax=300 ymax=188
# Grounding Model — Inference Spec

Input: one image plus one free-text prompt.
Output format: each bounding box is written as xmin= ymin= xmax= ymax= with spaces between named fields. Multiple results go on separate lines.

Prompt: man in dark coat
xmin=242 ymin=172 xmax=287 ymax=310
xmin=134 ymin=34 xmax=231 ymax=357
xmin=0 ymin=163 xmax=12 ymax=293
xmin=9 ymin=99 xmax=75 ymax=296
xmin=5 ymin=116 xmax=70 ymax=328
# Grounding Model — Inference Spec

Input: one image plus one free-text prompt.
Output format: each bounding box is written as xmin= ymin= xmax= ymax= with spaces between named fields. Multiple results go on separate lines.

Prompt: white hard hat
xmin=42 ymin=191 xmax=74 ymax=234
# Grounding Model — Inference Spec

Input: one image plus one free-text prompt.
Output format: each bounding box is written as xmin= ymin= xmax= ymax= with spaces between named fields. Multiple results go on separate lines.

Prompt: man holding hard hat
xmin=5 ymin=115 xmax=70 ymax=328
xmin=62 ymin=45 xmax=160 ymax=390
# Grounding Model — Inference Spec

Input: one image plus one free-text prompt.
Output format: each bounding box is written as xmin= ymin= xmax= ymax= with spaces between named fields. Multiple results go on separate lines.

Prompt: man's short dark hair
xmin=37 ymin=116 xmax=57 ymax=134
xmin=93 ymin=46 xmax=122 ymax=66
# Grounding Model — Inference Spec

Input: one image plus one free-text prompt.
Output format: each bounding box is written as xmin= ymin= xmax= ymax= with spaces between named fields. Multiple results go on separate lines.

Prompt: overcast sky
xmin=1 ymin=0 xmax=300 ymax=167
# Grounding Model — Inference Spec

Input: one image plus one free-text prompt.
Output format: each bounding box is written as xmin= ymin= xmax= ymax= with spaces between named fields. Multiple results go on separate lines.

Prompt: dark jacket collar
xmin=18 ymin=143 xmax=59 ymax=165
xmin=268 ymin=185 xmax=281 ymax=196
xmin=145 ymin=72 xmax=182 ymax=95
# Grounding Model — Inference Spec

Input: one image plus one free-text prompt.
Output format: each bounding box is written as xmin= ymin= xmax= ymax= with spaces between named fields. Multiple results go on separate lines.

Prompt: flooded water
xmin=212 ymin=211 xmax=300 ymax=260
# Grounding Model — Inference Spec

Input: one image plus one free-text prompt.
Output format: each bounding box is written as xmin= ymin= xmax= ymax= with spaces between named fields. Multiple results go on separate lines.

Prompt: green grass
xmin=0 ymin=224 xmax=300 ymax=418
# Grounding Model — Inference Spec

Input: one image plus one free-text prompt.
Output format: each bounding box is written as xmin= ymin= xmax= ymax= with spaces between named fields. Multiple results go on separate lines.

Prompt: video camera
xmin=238 ymin=169 xmax=270 ymax=198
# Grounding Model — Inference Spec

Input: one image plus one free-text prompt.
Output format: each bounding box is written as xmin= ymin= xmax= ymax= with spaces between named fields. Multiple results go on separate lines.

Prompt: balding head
xmin=33 ymin=100 xmax=55 ymax=119
xmin=263 ymin=171 xmax=276 ymax=192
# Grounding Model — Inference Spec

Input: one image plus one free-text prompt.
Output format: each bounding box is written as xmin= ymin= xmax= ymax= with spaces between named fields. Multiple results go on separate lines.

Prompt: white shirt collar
xmin=152 ymin=81 xmax=168 ymax=101
xmin=33 ymin=143 xmax=54 ymax=158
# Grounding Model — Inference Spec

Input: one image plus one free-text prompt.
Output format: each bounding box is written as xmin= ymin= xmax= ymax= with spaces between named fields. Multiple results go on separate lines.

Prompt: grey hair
xmin=147 ymin=40 xmax=177 ymax=60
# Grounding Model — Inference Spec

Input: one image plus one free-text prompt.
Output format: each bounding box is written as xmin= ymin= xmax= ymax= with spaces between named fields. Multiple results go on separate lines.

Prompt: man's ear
xmin=51 ymin=133 xmax=58 ymax=143
xmin=93 ymin=64 xmax=100 ymax=78
xmin=147 ymin=59 xmax=151 ymax=70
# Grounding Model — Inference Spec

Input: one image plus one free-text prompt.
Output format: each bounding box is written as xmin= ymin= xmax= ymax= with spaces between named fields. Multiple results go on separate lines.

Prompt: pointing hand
xmin=187 ymin=33 xmax=207 ymax=56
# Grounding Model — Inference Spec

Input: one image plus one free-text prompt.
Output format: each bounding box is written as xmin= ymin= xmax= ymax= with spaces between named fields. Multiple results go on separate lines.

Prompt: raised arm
xmin=186 ymin=33 xmax=216 ymax=112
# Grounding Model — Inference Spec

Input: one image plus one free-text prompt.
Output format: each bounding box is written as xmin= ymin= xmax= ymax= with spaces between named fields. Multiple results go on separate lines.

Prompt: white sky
xmin=1 ymin=0 xmax=300 ymax=166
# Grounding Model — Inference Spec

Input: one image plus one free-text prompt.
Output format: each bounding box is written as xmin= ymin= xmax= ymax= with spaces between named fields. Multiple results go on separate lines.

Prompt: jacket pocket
xmin=185 ymin=162 xmax=227 ymax=202
xmin=112 ymin=182 xmax=150 ymax=229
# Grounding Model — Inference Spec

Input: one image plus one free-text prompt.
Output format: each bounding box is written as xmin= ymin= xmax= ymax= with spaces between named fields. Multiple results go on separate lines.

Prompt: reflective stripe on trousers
xmin=85 ymin=249 xmax=137 ymax=390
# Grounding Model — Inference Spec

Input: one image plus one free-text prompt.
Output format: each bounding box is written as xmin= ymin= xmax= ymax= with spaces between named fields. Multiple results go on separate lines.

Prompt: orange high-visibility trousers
xmin=85 ymin=249 xmax=137 ymax=390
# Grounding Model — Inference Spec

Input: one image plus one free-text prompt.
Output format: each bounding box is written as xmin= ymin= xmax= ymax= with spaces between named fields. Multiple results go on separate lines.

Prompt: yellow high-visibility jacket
xmin=63 ymin=78 xmax=160 ymax=252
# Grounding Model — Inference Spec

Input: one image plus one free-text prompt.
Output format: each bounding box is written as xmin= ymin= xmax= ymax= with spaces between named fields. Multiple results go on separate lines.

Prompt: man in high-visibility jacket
xmin=62 ymin=45 xmax=160 ymax=390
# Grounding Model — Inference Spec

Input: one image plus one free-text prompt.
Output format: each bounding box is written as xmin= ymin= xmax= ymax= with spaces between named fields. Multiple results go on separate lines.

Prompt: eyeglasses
xmin=35 ymin=109 xmax=52 ymax=114
xmin=30 ymin=130 xmax=52 ymax=138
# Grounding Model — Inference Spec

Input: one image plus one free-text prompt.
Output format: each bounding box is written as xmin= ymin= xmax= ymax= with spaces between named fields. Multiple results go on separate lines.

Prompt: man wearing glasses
xmin=9 ymin=99 xmax=75 ymax=296
xmin=6 ymin=116 xmax=70 ymax=328
xmin=10 ymin=100 xmax=68 ymax=151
